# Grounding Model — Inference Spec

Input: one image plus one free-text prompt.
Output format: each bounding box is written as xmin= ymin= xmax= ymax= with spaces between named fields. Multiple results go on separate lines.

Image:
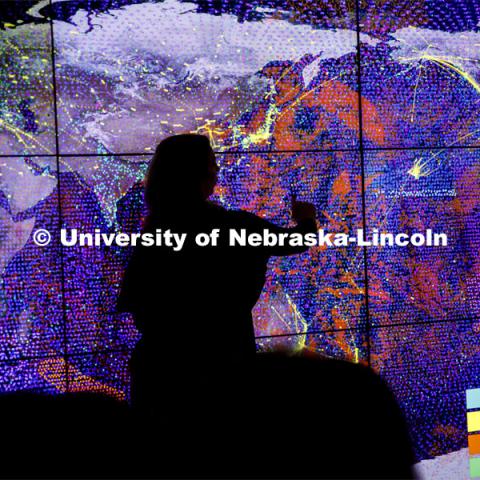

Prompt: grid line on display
xmin=4 ymin=143 xmax=480 ymax=160
xmin=2 ymin=311 xmax=479 ymax=366
xmin=0 ymin=347 xmax=134 ymax=365
xmin=355 ymin=0 xmax=371 ymax=368
xmin=48 ymin=2 xmax=69 ymax=393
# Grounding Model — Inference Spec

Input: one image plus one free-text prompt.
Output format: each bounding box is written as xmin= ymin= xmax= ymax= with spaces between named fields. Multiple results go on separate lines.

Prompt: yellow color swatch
xmin=467 ymin=411 xmax=480 ymax=432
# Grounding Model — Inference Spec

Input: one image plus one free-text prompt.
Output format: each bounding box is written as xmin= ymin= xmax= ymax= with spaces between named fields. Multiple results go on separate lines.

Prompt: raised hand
xmin=291 ymin=193 xmax=316 ymax=223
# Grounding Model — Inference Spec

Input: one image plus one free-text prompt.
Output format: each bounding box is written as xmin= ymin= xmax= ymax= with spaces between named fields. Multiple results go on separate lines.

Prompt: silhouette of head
xmin=145 ymin=134 xmax=219 ymax=215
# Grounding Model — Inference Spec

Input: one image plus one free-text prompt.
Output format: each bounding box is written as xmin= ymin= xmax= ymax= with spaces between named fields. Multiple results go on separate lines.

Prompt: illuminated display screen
xmin=0 ymin=0 xmax=479 ymax=476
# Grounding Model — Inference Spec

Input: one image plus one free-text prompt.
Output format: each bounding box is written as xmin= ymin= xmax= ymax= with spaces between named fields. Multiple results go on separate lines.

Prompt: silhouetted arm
xmin=231 ymin=209 xmax=318 ymax=257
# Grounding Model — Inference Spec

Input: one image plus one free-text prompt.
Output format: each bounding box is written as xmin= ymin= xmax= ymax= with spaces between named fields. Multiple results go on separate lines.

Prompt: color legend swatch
xmin=467 ymin=389 xmax=480 ymax=478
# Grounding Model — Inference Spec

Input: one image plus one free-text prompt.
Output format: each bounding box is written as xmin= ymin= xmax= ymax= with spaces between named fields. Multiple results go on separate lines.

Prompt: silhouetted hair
xmin=144 ymin=134 xmax=212 ymax=220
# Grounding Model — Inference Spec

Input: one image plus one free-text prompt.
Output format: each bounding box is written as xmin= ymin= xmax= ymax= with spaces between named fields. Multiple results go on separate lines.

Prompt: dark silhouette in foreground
xmin=0 ymin=356 xmax=415 ymax=478
xmin=0 ymin=391 xmax=132 ymax=478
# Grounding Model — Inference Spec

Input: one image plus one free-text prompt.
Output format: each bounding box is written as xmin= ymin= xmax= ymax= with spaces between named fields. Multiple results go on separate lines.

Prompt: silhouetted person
xmin=116 ymin=134 xmax=415 ymax=479
xmin=116 ymin=134 xmax=318 ymax=417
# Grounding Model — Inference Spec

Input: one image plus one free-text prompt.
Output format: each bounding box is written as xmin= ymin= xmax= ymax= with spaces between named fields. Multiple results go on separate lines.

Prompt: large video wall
xmin=1 ymin=0 xmax=479 ymax=476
